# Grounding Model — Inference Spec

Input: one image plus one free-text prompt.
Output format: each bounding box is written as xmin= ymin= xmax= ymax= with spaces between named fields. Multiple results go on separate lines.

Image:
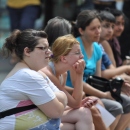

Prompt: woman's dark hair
xmin=105 ymin=8 xmax=128 ymax=27
xmin=105 ymin=8 xmax=126 ymax=20
xmin=99 ymin=10 xmax=115 ymax=23
xmin=2 ymin=29 xmax=47 ymax=60
xmin=73 ymin=10 xmax=101 ymax=37
xmin=44 ymin=16 xmax=72 ymax=46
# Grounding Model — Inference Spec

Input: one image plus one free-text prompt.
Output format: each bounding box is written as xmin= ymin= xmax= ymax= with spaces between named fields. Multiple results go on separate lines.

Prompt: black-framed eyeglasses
xmin=35 ymin=46 xmax=51 ymax=51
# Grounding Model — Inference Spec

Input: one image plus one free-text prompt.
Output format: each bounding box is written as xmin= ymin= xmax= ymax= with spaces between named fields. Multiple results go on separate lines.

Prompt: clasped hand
xmin=72 ymin=59 xmax=85 ymax=75
xmin=81 ymin=97 xmax=98 ymax=108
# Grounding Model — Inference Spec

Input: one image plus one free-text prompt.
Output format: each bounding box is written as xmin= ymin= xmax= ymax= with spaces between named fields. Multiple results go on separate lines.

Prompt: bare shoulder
xmin=101 ymin=40 xmax=110 ymax=48
xmin=101 ymin=40 xmax=112 ymax=53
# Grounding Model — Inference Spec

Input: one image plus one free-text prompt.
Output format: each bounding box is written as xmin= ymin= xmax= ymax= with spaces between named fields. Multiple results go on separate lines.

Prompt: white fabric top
xmin=0 ymin=68 xmax=61 ymax=130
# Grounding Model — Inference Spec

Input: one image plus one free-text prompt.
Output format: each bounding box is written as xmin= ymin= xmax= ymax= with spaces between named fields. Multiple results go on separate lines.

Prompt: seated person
xmin=99 ymin=10 xmax=130 ymax=130
xmin=40 ymin=34 xmax=96 ymax=130
xmin=99 ymin=10 xmax=130 ymax=84
xmin=101 ymin=8 xmax=126 ymax=67
xmin=44 ymin=16 xmax=109 ymax=130
xmin=0 ymin=29 xmax=67 ymax=130
xmin=67 ymin=9 xmax=130 ymax=130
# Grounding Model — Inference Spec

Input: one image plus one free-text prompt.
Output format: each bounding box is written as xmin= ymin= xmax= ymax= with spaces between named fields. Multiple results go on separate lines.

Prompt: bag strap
xmin=0 ymin=104 xmax=36 ymax=119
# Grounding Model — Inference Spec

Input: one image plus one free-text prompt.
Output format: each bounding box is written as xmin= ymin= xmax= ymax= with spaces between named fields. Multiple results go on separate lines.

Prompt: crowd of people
xmin=1 ymin=1 xmax=130 ymax=130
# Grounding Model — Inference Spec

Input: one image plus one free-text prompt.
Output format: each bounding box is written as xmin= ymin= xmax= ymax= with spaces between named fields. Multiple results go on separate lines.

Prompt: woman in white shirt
xmin=0 ymin=29 xmax=67 ymax=130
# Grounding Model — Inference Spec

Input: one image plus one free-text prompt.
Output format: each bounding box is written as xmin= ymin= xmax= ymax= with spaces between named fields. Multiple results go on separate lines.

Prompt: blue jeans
xmin=7 ymin=5 xmax=41 ymax=31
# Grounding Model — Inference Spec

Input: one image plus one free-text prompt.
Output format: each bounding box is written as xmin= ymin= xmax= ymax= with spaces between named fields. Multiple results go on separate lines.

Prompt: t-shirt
xmin=0 ymin=68 xmax=61 ymax=130
xmin=108 ymin=37 xmax=123 ymax=67
xmin=99 ymin=44 xmax=112 ymax=71
xmin=66 ymin=37 xmax=102 ymax=87
xmin=7 ymin=0 xmax=40 ymax=8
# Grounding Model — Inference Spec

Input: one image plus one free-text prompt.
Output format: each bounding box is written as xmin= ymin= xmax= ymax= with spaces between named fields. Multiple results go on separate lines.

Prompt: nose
xmin=80 ymin=53 xmax=84 ymax=59
xmin=119 ymin=25 xmax=124 ymax=31
xmin=96 ymin=27 xmax=101 ymax=34
xmin=45 ymin=48 xmax=52 ymax=55
xmin=109 ymin=27 xmax=113 ymax=33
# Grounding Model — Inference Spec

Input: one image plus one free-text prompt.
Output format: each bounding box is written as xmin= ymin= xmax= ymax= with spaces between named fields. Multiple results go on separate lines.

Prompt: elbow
xmin=47 ymin=108 xmax=64 ymax=118
xmin=69 ymin=102 xmax=81 ymax=109
xmin=101 ymin=73 xmax=110 ymax=79
xmin=48 ymin=111 xmax=64 ymax=118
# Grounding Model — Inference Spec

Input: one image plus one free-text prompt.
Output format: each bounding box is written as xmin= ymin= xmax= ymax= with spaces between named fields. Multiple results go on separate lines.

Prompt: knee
xmin=90 ymin=106 xmax=101 ymax=116
xmin=110 ymin=102 xmax=123 ymax=117
xmin=78 ymin=107 xmax=93 ymax=123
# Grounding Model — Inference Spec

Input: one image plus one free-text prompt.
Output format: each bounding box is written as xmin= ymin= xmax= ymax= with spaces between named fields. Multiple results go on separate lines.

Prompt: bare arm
xmin=36 ymin=71 xmax=68 ymax=118
xmin=95 ymin=58 xmax=101 ymax=77
xmin=101 ymin=40 xmax=116 ymax=67
xmin=83 ymin=82 xmax=113 ymax=100
xmin=102 ymin=64 xmax=130 ymax=79
xmin=40 ymin=67 xmax=82 ymax=108
xmin=38 ymin=91 xmax=67 ymax=118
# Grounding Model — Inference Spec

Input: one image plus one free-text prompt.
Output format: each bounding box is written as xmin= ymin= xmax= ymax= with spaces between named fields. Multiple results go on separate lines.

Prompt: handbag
xmin=87 ymin=75 xmax=124 ymax=103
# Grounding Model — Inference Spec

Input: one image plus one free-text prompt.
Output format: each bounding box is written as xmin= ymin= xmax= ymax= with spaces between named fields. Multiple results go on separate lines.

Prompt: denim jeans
xmin=7 ymin=5 xmax=41 ymax=31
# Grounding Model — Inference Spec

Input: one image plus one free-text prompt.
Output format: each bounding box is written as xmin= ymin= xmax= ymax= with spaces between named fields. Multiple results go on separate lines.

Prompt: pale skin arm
xmin=102 ymin=64 xmax=130 ymax=79
xmin=83 ymin=82 xmax=113 ymax=100
xmin=69 ymin=60 xmax=84 ymax=107
xmin=40 ymin=62 xmax=84 ymax=108
xmin=101 ymin=40 xmax=116 ymax=67
xmin=95 ymin=58 xmax=102 ymax=77
xmin=37 ymin=91 xmax=68 ymax=118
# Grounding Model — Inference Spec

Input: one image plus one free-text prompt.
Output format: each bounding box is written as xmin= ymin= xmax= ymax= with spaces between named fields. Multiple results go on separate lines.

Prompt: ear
xmin=60 ymin=55 xmax=67 ymax=63
xmin=24 ymin=47 xmax=31 ymax=57
xmin=79 ymin=28 xmax=84 ymax=35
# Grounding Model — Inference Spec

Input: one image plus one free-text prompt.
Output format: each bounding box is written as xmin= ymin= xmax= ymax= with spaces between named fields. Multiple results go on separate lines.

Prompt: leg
xmin=20 ymin=5 xmax=41 ymax=30
xmin=90 ymin=105 xmax=109 ymax=130
xmin=101 ymin=98 xmax=123 ymax=130
xmin=61 ymin=107 xmax=95 ymax=130
xmin=88 ymin=96 xmax=109 ymax=130
xmin=115 ymin=94 xmax=130 ymax=130
xmin=60 ymin=123 xmax=75 ymax=130
xmin=7 ymin=6 xmax=22 ymax=31
xmin=110 ymin=114 xmax=121 ymax=130
xmin=115 ymin=113 xmax=130 ymax=130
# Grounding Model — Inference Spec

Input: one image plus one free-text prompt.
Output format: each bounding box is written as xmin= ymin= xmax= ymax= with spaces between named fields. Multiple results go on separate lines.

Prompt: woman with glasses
xmin=0 ymin=29 xmax=68 ymax=130
xmin=40 ymin=34 xmax=96 ymax=130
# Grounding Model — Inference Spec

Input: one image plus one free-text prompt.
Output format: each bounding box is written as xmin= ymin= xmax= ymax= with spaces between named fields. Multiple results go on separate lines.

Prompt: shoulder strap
xmin=48 ymin=62 xmax=56 ymax=75
xmin=0 ymin=104 xmax=36 ymax=119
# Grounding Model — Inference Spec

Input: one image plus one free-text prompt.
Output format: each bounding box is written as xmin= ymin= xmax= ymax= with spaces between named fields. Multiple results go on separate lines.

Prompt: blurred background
xmin=0 ymin=0 xmax=130 ymax=83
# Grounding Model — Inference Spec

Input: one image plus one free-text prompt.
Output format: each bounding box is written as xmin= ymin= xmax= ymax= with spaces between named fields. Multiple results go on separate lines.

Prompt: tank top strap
xmin=48 ymin=62 xmax=56 ymax=75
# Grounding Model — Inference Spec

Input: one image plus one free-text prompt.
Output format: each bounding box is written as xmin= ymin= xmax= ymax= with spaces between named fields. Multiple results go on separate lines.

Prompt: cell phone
xmin=93 ymin=99 xmax=98 ymax=103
